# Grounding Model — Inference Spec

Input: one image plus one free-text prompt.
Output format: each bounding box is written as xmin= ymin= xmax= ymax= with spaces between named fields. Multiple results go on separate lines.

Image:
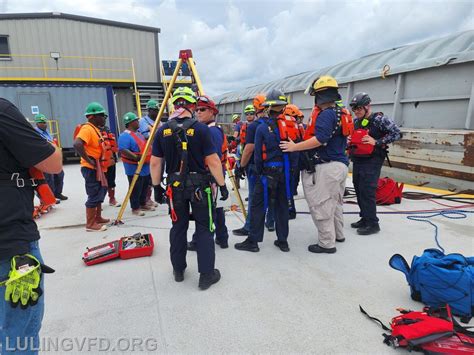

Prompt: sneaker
xmin=350 ymin=219 xmax=366 ymax=229
xmin=232 ymin=227 xmax=249 ymax=236
xmin=274 ymin=240 xmax=290 ymax=252
xmin=308 ymin=244 xmax=337 ymax=254
xmin=357 ymin=224 xmax=381 ymax=235
xmin=215 ymin=238 xmax=229 ymax=249
xmin=141 ymin=205 xmax=156 ymax=211
xmin=266 ymin=224 xmax=275 ymax=232
xmin=173 ymin=270 xmax=184 ymax=282
xmin=234 ymin=238 xmax=259 ymax=252
xmin=132 ymin=209 xmax=145 ymax=216
xmin=198 ymin=269 xmax=221 ymax=290
xmin=56 ymin=194 xmax=68 ymax=201
xmin=187 ymin=241 xmax=197 ymax=251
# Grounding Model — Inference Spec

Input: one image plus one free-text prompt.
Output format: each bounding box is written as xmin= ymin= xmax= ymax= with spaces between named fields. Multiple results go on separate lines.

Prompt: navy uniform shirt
xmin=314 ymin=107 xmax=349 ymax=165
xmin=0 ymin=99 xmax=56 ymax=260
xmin=207 ymin=122 xmax=224 ymax=160
xmin=152 ymin=118 xmax=216 ymax=175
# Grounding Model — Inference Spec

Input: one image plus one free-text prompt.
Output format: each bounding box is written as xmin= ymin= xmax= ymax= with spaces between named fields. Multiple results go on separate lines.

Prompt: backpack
xmin=390 ymin=249 xmax=474 ymax=322
xmin=360 ymin=304 xmax=474 ymax=353
xmin=376 ymin=177 xmax=404 ymax=205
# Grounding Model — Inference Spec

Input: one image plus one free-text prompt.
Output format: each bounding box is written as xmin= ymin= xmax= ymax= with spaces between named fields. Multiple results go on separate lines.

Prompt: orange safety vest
xmin=303 ymin=105 xmax=353 ymax=140
xmin=277 ymin=114 xmax=304 ymax=142
xmin=239 ymin=122 xmax=248 ymax=145
xmin=120 ymin=130 xmax=151 ymax=165
xmin=73 ymin=123 xmax=113 ymax=171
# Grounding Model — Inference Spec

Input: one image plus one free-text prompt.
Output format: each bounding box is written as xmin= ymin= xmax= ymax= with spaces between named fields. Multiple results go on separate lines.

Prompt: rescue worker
xmin=235 ymin=89 xmax=291 ymax=252
xmin=280 ymin=76 xmax=349 ymax=254
xmin=118 ymin=112 xmax=152 ymax=216
xmin=73 ymin=102 xmax=111 ymax=232
xmin=0 ymin=98 xmax=61 ymax=353
xmin=188 ymin=96 xmax=229 ymax=250
xmin=102 ymin=125 xmax=121 ymax=207
xmin=234 ymin=105 xmax=256 ymax=183
xmin=150 ymin=87 xmax=228 ymax=290
xmin=349 ymin=92 xmax=401 ymax=235
xmin=232 ymin=94 xmax=266 ymax=236
xmin=34 ymin=113 xmax=68 ymax=202
xmin=232 ymin=114 xmax=242 ymax=140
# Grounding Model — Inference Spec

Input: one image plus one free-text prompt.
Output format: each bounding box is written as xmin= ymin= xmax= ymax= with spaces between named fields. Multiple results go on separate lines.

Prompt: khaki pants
xmin=302 ymin=162 xmax=348 ymax=249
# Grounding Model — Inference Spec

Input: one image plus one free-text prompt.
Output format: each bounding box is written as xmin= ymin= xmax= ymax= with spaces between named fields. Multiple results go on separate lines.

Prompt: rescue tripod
xmin=113 ymin=49 xmax=246 ymax=225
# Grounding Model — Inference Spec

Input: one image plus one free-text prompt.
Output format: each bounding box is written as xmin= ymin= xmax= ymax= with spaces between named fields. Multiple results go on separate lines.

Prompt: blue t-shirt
xmin=118 ymin=131 xmax=150 ymax=176
xmin=152 ymin=118 xmax=216 ymax=175
xmin=314 ymin=108 xmax=349 ymax=165
xmin=138 ymin=115 xmax=155 ymax=139
xmin=34 ymin=127 xmax=54 ymax=143
xmin=233 ymin=121 xmax=242 ymax=134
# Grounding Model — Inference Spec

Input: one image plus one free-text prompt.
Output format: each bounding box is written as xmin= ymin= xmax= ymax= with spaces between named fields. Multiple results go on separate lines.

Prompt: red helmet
xmin=196 ymin=95 xmax=219 ymax=115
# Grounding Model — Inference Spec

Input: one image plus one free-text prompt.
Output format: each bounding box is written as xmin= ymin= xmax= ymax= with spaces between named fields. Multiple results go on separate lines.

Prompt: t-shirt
xmin=76 ymin=123 xmax=103 ymax=169
xmin=0 ymin=98 xmax=56 ymax=260
xmin=118 ymin=131 xmax=150 ymax=176
xmin=233 ymin=121 xmax=242 ymax=134
xmin=152 ymin=118 xmax=216 ymax=175
xmin=313 ymin=108 xmax=349 ymax=165
xmin=138 ymin=115 xmax=157 ymax=139
xmin=244 ymin=118 xmax=264 ymax=166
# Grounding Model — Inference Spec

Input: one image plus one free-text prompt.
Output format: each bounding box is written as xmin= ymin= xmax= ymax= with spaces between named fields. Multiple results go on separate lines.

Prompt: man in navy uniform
xmin=150 ymin=87 xmax=228 ymax=290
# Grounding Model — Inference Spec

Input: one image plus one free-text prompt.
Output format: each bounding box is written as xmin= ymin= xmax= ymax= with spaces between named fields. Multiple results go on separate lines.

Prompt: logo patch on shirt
xmin=186 ymin=128 xmax=194 ymax=136
xmin=163 ymin=128 xmax=172 ymax=137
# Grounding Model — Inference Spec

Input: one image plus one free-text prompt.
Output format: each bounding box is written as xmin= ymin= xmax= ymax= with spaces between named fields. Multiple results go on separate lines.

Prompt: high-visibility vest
xmin=120 ymin=130 xmax=151 ymax=165
xmin=303 ymin=105 xmax=353 ymax=141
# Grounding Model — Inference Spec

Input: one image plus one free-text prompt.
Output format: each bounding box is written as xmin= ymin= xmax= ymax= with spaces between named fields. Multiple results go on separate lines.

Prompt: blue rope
xmin=406 ymin=210 xmax=474 ymax=253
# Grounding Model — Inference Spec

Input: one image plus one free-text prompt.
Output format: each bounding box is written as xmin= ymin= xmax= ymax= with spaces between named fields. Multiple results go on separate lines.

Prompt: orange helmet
xmin=284 ymin=104 xmax=302 ymax=118
xmin=253 ymin=94 xmax=266 ymax=112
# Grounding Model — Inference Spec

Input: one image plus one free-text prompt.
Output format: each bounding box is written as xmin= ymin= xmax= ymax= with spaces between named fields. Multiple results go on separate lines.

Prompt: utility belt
xmin=0 ymin=173 xmax=44 ymax=188
xmin=166 ymin=172 xmax=211 ymax=188
xmin=263 ymin=161 xmax=284 ymax=176
xmin=300 ymin=152 xmax=332 ymax=173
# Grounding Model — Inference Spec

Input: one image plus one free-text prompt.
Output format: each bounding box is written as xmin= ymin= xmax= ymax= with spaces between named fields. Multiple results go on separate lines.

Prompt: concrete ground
xmin=35 ymin=163 xmax=473 ymax=354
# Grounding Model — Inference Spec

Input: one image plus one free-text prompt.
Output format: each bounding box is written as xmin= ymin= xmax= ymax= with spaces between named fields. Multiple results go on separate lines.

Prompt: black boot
xmin=350 ymin=219 xmax=366 ymax=229
xmin=199 ymin=269 xmax=221 ymax=290
xmin=215 ymin=238 xmax=229 ymax=249
xmin=274 ymin=240 xmax=290 ymax=252
xmin=265 ymin=223 xmax=275 ymax=232
xmin=289 ymin=209 xmax=296 ymax=220
xmin=56 ymin=193 xmax=68 ymax=201
xmin=308 ymin=244 xmax=337 ymax=254
xmin=173 ymin=270 xmax=184 ymax=282
xmin=187 ymin=241 xmax=197 ymax=251
xmin=232 ymin=227 xmax=249 ymax=236
xmin=357 ymin=223 xmax=380 ymax=235
xmin=234 ymin=238 xmax=259 ymax=252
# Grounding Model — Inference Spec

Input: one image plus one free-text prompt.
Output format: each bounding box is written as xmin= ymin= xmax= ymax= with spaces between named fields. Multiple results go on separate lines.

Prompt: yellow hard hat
xmin=308 ymin=75 xmax=338 ymax=95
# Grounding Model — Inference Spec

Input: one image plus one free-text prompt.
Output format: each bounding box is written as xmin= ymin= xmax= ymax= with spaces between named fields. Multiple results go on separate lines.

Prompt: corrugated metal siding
xmin=0 ymin=18 xmax=159 ymax=82
xmin=0 ymin=84 xmax=109 ymax=148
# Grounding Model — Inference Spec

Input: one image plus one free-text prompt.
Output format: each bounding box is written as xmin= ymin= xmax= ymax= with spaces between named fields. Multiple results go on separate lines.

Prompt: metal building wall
xmin=0 ymin=18 xmax=159 ymax=82
xmin=0 ymin=84 xmax=109 ymax=148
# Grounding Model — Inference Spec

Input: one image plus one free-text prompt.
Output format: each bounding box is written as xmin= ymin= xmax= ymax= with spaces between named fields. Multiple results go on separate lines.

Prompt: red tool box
xmin=82 ymin=233 xmax=154 ymax=266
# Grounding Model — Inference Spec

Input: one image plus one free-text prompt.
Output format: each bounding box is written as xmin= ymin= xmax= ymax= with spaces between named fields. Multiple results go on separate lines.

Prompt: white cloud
xmin=4 ymin=0 xmax=474 ymax=96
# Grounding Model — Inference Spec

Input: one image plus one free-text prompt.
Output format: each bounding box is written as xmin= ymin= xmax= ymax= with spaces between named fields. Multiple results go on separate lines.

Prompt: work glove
xmin=1 ymin=254 xmax=55 ymax=309
xmin=234 ymin=166 xmax=246 ymax=180
xmin=219 ymin=185 xmax=229 ymax=201
xmin=153 ymin=185 xmax=166 ymax=204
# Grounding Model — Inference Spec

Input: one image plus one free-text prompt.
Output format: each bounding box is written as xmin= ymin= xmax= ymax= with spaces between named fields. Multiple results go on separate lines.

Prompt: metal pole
xmin=114 ymin=58 xmax=183 ymax=224
xmin=131 ymin=59 xmax=142 ymax=119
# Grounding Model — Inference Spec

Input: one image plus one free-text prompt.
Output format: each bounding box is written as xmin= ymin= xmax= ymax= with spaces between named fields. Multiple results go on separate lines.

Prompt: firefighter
xmin=34 ymin=113 xmax=68 ymax=202
xmin=188 ymin=95 xmax=230 ymax=250
xmin=118 ymin=112 xmax=153 ymax=216
xmin=150 ymin=87 xmax=228 ymax=290
xmin=349 ymin=92 xmax=401 ymax=235
xmin=0 ymin=98 xmax=61 ymax=353
xmin=73 ymin=102 xmax=111 ymax=232
xmin=235 ymin=89 xmax=292 ymax=252
xmin=280 ymin=76 xmax=350 ymax=254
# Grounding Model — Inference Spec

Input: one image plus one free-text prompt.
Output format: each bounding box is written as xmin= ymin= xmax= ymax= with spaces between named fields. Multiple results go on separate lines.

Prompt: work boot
xmin=187 ymin=241 xmax=197 ymax=251
xmin=265 ymin=223 xmax=275 ymax=232
xmin=357 ymin=223 xmax=381 ymax=235
xmin=274 ymin=240 xmax=290 ymax=252
xmin=289 ymin=209 xmax=297 ymax=220
xmin=108 ymin=188 xmax=121 ymax=207
xmin=95 ymin=204 xmax=110 ymax=224
xmin=351 ymin=219 xmax=366 ymax=229
xmin=215 ymin=238 xmax=229 ymax=249
xmin=56 ymin=193 xmax=68 ymax=201
xmin=199 ymin=269 xmax=221 ymax=290
xmin=308 ymin=244 xmax=336 ymax=254
xmin=173 ymin=270 xmax=184 ymax=282
xmin=234 ymin=238 xmax=259 ymax=252
xmin=55 ymin=199 xmax=61 ymax=205
xmin=140 ymin=204 xmax=156 ymax=211
xmin=86 ymin=207 xmax=107 ymax=232
xmin=147 ymin=199 xmax=158 ymax=208
xmin=232 ymin=227 xmax=249 ymax=236
xmin=132 ymin=209 xmax=145 ymax=216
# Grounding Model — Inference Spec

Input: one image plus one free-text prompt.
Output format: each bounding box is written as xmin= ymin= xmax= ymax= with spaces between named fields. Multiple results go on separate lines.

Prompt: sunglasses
xmin=197 ymin=96 xmax=211 ymax=104
xmin=196 ymin=108 xmax=209 ymax=112
xmin=351 ymin=106 xmax=364 ymax=112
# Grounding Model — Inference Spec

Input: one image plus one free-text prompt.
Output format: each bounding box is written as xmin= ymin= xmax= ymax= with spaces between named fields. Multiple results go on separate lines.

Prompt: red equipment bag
xmin=376 ymin=177 xmax=404 ymax=205
xmin=360 ymin=304 xmax=474 ymax=353
xmin=348 ymin=129 xmax=375 ymax=157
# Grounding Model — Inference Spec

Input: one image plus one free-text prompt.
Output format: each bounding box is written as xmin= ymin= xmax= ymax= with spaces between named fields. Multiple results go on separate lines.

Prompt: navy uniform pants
xmin=249 ymin=172 xmax=289 ymax=243
xmin=191 ymin=207 xmax=229 ymax=244
xmin=81 ymin=167 xmax=107 ymax=208
xmin=169 ymin=186 xmax=215 ymax=274
xmin=352 ymin=158 xmax=383 ymax=225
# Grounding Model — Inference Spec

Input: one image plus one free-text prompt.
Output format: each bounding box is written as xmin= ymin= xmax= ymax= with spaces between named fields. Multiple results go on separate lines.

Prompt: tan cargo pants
xmin=301 ymin=161 xmax=348 ymax=249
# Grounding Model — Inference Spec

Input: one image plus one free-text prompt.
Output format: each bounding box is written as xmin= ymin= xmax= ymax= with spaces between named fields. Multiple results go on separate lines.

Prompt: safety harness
xmin=120 ymin=130 xmax=151 ymax=165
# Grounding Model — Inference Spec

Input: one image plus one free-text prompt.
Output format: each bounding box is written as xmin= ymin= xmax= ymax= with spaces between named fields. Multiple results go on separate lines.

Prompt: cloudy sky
xmin=3 ymin=0 xmax=473 ymax=95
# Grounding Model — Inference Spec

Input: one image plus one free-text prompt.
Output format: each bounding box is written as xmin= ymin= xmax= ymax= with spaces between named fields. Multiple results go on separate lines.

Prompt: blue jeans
xmin=0 ymin=241 xmax=45 ymax=355
xmin=81 ymin=167 xmax=107 ymax=208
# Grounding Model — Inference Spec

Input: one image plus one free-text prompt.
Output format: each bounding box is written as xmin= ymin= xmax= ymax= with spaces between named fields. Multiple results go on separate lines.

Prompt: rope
xmin=205 ymin=187 xmax=215 ymax=232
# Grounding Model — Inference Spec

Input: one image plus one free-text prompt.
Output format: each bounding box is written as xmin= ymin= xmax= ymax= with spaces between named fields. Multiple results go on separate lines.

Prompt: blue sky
xmin=4 ymin=0 xmax=474 ymax=95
